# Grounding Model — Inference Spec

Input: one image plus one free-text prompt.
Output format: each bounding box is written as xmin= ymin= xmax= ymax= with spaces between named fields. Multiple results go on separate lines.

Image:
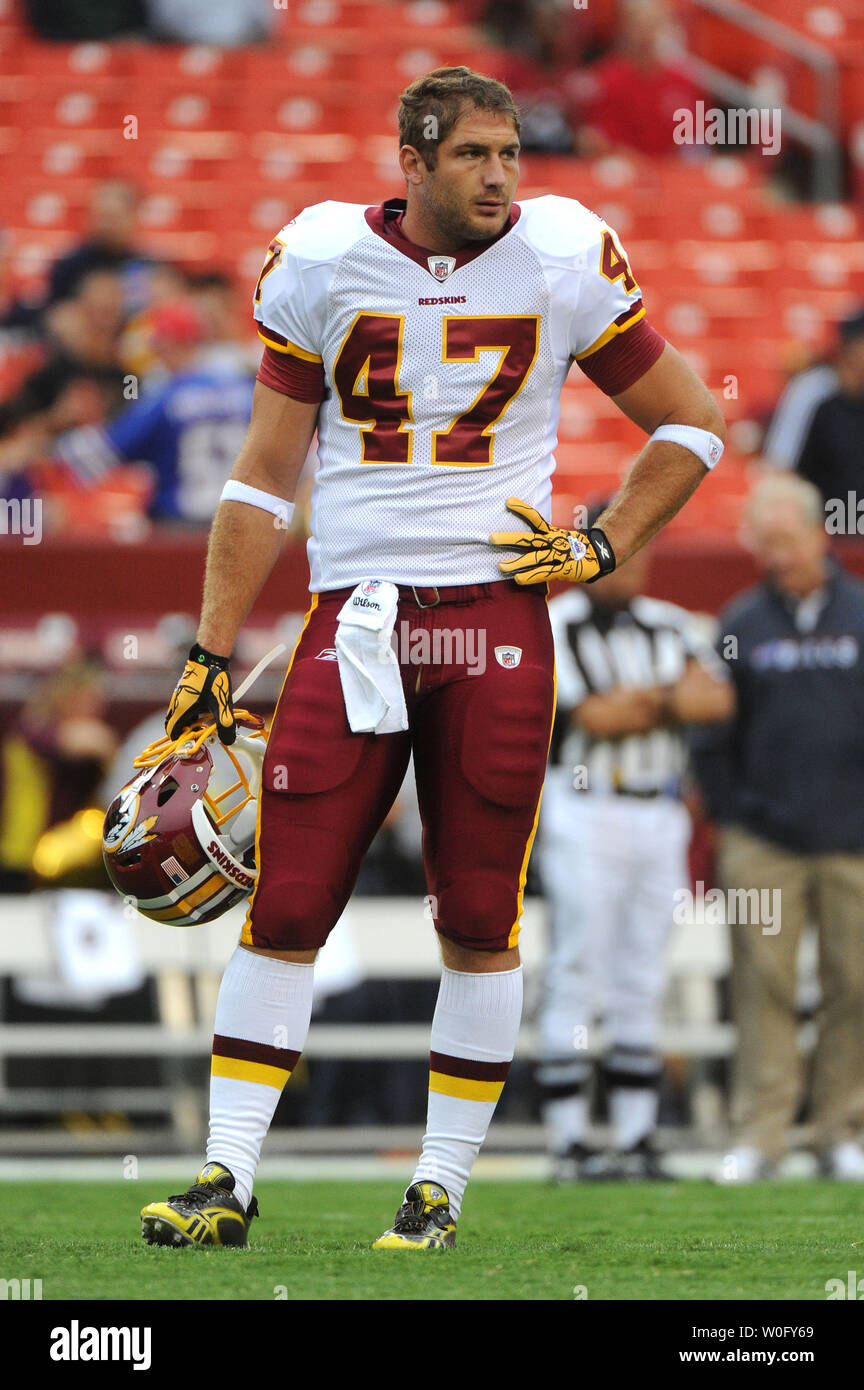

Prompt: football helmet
xmin=102 ymin=711 xmax=267 ymax=926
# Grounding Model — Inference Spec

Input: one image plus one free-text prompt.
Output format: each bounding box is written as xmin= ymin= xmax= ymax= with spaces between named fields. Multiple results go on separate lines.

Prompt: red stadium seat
xmin=22 ymin=128 xmax=122 ymax=181
xmin=0 ymin=5 xmax=858 ymax=564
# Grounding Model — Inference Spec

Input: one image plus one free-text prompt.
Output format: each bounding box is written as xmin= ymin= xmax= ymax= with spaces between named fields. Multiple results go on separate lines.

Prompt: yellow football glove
xmin=489 ymin=497 xmax=616 ymax=585
xmin=165 ymin=643 xmax=236 ymax=746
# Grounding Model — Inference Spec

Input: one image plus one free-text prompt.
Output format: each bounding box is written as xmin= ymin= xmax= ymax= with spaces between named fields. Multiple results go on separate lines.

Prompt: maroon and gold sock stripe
xmin=429 ymin=1051 xmax=511 ymax=1104
xmin=211 ymin=1034 xmax=300 ymax=1091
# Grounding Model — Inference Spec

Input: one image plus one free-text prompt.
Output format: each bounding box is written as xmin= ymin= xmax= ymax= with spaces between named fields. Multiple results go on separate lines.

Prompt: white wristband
xmin=220 ymin=480 xmax=295 ymax=525
xmin=651 ymin=424 xmax=724 ymax=470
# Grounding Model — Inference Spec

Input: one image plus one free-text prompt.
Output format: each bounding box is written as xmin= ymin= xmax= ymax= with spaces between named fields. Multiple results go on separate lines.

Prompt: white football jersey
xmin=253 ymin=196 xmax=646 ymax=591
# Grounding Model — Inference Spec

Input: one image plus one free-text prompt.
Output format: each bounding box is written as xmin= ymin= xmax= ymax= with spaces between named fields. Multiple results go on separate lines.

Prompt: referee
xmin=536 ymin=502 xmax=734 ymax=1180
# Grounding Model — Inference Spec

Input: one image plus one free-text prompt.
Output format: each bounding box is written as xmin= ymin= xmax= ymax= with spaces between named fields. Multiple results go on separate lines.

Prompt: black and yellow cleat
xmin=372 ymin=1181 xmax=457 ymax=1250
xmin=140 ymin=1162 xmax=258 ymax=1248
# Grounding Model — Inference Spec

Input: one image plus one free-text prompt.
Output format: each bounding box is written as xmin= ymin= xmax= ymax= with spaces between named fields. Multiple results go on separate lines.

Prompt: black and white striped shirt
xmin=549 ymin=589 xmax=715 ymax=796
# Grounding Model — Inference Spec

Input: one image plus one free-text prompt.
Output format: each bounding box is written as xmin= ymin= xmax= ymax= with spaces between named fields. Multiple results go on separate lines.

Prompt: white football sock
xmin=207 ymin=946 xmax=314 ymax=1210
xmin=411 ymin=965 xmax=523 ymax=1220
xmin=610 ymin=1086 xmax=659 ymax=1151
xmin=543 ymin=1094 xmax=589 ymax=1154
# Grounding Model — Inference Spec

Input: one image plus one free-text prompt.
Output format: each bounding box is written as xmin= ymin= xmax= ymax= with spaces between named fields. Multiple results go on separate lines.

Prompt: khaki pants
xmin=718 ymin=825 xmax=864 ymax=1161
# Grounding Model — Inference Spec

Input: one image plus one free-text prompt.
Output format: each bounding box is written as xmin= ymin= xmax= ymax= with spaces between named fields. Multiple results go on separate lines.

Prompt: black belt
xmin=613 ymin=786 xmax=662 ymax=799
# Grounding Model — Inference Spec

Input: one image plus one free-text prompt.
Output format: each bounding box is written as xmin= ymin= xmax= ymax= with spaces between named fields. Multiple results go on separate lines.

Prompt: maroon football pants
xmin=242 ymin=580 xmax=555 ymax=953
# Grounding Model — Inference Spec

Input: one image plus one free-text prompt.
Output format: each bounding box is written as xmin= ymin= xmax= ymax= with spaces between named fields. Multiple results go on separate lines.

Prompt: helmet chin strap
xmin=185 ymin=647 xmax=287 ymax=893
xmin=232 ymin=643 xmax=287 ymax=702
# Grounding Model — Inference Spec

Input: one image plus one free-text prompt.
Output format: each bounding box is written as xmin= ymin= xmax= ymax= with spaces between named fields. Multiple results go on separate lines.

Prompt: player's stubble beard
xmin=416 ymin=169 xmax=514 ymax=248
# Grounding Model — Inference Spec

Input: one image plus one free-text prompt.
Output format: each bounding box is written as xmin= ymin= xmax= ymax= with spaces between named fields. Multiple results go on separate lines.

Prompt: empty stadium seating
xmin=2 ymin=0 xmax=863 ymax=540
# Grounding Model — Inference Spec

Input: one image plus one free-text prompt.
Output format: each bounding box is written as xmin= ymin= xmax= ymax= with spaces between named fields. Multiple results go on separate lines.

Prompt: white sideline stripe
xmin=0 ymin=1021 xmax=750 ymax=1057
xmin=0 ymin=895 xmax=732 ymax=975
xmin=0 ymin=1152 xmax=823 ymax=1182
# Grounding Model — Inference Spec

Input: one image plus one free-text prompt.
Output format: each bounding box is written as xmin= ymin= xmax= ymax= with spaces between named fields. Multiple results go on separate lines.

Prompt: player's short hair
xmin=746 ymin=471 xmax=824 ymax=528
xmin=398 ymin=66 xmax=521 ymax=170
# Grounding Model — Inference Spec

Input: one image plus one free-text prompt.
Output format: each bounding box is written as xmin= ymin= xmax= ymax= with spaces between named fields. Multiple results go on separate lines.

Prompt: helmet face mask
xmin=102 ymin=714 xmax=267 ymax=926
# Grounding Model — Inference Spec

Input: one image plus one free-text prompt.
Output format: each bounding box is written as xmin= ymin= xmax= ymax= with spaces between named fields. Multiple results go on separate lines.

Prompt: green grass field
xmin=6 ymin=1179 xmax=862 ymax=1301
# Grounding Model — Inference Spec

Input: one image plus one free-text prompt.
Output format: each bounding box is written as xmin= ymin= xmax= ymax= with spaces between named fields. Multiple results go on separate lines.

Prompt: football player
xmin=140 ymin=66 xmax=725 ymax=1250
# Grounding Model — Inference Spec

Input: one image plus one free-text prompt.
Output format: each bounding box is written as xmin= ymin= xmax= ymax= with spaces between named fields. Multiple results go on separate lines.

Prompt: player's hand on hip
xmin=165 ymin=643 xmax=237 ymax=745
xmin=488 ymin=497 xmax=616 ymax=585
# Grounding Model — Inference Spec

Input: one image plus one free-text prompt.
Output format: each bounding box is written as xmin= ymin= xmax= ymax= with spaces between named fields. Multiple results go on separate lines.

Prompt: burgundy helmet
xmin=102 ymin=713 xmax=267 ymax=926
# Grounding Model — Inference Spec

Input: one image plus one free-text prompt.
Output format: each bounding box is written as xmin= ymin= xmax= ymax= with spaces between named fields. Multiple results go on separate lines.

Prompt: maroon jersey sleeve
xmin=256 ymin=343 xmax=325 ymax=404
xmin=577 ymin=318 xmax=666 ymax=396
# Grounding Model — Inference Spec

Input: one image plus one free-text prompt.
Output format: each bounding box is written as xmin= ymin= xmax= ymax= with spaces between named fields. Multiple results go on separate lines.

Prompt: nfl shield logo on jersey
xmin=428 ymin=256 xmax=456 ymax=282
xmin=494 ymin=645 xmax=522 ymax=669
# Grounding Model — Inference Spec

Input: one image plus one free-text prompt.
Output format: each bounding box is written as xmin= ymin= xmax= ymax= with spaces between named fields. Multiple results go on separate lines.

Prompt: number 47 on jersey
xmin=332 ymin=312 xmax=540 ymax=468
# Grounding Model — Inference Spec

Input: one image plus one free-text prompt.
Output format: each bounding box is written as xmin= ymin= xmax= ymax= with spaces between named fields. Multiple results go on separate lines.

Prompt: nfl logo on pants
xmin=494 ymin=645 xmax=522 ymax=669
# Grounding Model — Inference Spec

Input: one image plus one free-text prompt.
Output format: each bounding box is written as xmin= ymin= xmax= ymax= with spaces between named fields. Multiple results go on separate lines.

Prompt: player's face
xmin=414 ymin=109 xmax=520 ymax=244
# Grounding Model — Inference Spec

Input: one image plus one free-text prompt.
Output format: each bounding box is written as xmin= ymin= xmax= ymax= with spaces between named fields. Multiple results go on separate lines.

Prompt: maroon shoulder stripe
xmin=212 ymin=1034 xmax=300 ymax=1071
xmin=430 ymin=1051 xmax=511 ymax=1082
xmin=614 ymin=296 xmax=644 ymax=327
xmin=257 ymin=323 xmax=289 ymax=349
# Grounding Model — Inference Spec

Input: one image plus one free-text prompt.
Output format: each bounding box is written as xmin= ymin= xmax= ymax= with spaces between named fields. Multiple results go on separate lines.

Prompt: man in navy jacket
xmin=693 ymin=472 xmax=864 ymax=1182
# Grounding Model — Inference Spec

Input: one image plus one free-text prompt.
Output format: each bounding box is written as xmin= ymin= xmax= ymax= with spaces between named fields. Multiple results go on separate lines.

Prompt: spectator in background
xmin=46 ymin=180 xmax=152 ymax=314
xmin=762 ymin=355 xmax=839 ymax=473
xmin=577 ymin=0 xmax=701 ymax=158
xmin=0 ymin=660 xmax=117 ymax=892
xmin=47 ymin=301 xmax=255 ymax=523
xmin=188 ymin=271 xmax=259 ymax=377
xmin=483 ymin=0 xmax=596 ymax=153
xmin=121 ymin=263 xmax=197 ymax=382
xmin=0 ymin=229 xmax=42 ymax=330
xmin=46 ymin=268 xmax=127 ymax=374
xmin=24 ymin=0 xmax=145 ymax=40
xmin=797 ymin=309 xmax=864 ymax=512
xmin=692 ymin=474 xmax=864 ymax=1182
xmin=0 ymin=269 xmax=128 ymax=469
xmin=145 ymin=0 xmax=275 ymax=45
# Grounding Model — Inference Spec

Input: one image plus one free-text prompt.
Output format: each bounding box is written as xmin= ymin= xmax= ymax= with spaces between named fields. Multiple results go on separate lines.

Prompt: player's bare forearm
xmin=596 ymin=343 xmax=726 ymax=563
xmin=196 ymin=382 xmax=319 ymax=657
xmin=595 ymin=441 xmax=705 ymax=564
xmin=197 ymin=503 xmax=287 ymax=657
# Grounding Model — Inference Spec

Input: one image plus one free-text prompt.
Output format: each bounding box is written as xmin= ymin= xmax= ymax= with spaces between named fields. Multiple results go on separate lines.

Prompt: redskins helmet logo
xmin=103 ymin=769 xmax=157 ymax=855
xmin=113 ymin=816 xmax=159 ymax=855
